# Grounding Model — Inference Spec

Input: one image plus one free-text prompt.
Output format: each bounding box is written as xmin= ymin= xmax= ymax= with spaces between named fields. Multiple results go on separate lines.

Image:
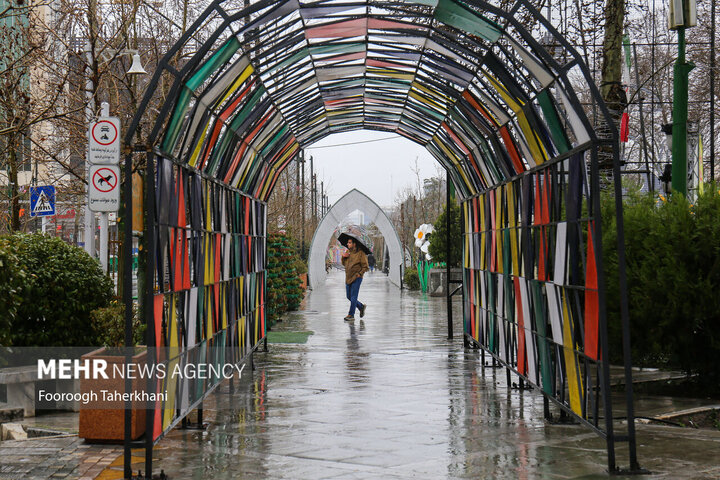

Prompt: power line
xmin=305 ymin=136 xmax=399 ymax=149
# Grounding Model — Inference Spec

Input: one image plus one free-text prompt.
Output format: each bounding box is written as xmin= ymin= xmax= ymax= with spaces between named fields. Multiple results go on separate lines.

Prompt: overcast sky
xmin=304 ymin=130 xmax=443 ymax=210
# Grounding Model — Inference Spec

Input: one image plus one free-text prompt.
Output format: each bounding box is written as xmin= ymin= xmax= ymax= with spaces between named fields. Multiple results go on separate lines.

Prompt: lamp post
xmin=669 ymin=0 xmax=697 ymax=197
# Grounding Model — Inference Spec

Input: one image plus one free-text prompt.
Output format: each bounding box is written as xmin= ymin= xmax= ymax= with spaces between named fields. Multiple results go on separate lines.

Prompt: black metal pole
xmin=143 ymin=150 xmax=156 ymax=480
xmin=446 ymin=172 xmax=453 ymax=340
xmin=301 ymin=152 xmax=305 ymax=258
xmin=122 ymin=148 xmax=133 ymax=479
xmin=711 ymin=0 xmax=716 ymax=180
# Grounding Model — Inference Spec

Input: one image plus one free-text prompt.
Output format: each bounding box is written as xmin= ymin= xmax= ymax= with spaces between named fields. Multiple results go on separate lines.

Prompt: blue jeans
xmin=346 ymin=277 xmax=364 ymax=316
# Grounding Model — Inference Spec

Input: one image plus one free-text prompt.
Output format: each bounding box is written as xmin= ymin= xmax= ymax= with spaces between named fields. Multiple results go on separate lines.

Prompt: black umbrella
xmin=338 ymin=232 xmax=371 ymax=255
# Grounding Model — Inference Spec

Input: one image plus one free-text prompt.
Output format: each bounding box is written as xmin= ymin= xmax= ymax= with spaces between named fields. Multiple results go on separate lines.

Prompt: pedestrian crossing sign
xmin=30 ymin=186 xmax=56 ymax=217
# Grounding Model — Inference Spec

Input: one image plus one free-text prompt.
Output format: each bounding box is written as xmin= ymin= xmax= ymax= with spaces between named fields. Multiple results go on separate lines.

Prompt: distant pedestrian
xmin=339 ymin=233 xmax=369 ymax=322
xmin=367 ymin=253 xmax=376 ymax=272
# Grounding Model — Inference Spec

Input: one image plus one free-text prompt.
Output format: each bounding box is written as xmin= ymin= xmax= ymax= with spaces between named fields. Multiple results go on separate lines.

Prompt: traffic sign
xmin=89 ymin=117 xmax=121 ymax=164
xmin=89 ymin=165 xmax=120 ymax=212
xmin=30 ymin=186 xmax=56 ymax=217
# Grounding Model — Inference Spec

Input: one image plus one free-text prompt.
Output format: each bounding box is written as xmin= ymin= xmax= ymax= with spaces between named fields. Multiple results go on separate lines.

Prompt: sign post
xmin=88 ymin=103 xmax=121 ymax=272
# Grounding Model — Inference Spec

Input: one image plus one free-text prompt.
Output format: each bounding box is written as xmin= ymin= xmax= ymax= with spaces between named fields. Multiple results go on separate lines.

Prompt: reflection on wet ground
xmin=129 ymin=271 xmax=720 ymax=479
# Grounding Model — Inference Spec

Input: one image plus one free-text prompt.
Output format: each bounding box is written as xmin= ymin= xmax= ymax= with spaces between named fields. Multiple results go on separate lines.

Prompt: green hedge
xmin=0 ymin=234 xmax=114 ymax=346
xmin=603 ymin=186 xmax=720 ymax=388
xmin=266 ymin=233 xmax=305 ymax=327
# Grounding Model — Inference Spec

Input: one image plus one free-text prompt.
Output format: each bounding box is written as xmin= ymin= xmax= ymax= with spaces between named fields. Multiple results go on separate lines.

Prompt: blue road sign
xmin=30 ymin=186 xmax=56 ymax=217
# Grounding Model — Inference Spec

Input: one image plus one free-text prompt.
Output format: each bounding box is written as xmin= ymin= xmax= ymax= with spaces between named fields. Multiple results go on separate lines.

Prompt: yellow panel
xmin=409 ymin=91 xmax=445 ymax=111
xmin=163 ymin=358 xmax=178 ymax=430
xmin=221 ymin=284 xmax=227 ymax=330
xmin=206 ymin=288 xmax=213 ymax=340
xmin=517 ymin=112 xmax=547 ymax=165
xmin=495 ymin=188 xmax=503 ymax=274
xmin=188 ymin=125 xmax=210 ymax=168
xmin=562 ymin=289 xmax=584 ymax=416
xmin=506 ymin=184 xmax=519 ymax=276
xmin=169 ymin=295 xmax=179 ymax=349
xmin=412 ymin=81 xmax=451 ymax=103
xmin=217 ymin=64 xmax=255 ymax=107
xmin=479 ymin=194 xmax=486 ymax=270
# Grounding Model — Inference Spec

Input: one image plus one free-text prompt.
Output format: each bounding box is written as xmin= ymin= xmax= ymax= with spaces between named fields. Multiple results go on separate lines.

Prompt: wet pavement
xmin=149 ymin=271 xmax=720 ymax=479
xmin=1 ymin=270 xmax=719 ymax=479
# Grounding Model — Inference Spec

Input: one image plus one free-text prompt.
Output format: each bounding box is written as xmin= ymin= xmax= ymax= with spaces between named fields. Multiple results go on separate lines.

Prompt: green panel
xmin=259 ymin=126 xmax=290 ymax=158
xmin=537 ymin=90 xmax=571 ymax=154
xmin=487 ymin=271 xmax=496 ymax=353
xmin=162 ymin=38 xmax=242 ymax=154
xmin=268 ymin=48 xmax=309 ymax=74
xmin=435 ymin=0 xmax=501 ymax=43
xmin=229 ymin=87 xmax=267 ymax=132
xmin=162 ymin=87 xmax=193 ymax=153
xmin=187 ymin=37 xmax=242 ymax=91
xmin=309 ymin=42 xmax=365 ymax=56
xmin=531 ymin=280 xmax=554 ymax=395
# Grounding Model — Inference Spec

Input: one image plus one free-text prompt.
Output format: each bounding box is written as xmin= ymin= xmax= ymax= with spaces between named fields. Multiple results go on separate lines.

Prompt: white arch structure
xmin=308 ymin=189 xmax=402 ymax=289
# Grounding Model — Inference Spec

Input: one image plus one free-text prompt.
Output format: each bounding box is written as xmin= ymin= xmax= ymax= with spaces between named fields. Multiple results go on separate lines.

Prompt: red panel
xmin=499 ymin=126 xmax=525 ymax=174
xmin=366 ymin=58 xmax=411 ymax=69
xmin=222 ymin=141 xmax=249 ymax=184
xmin=584 ymin=221 xmax=600 ymax=360
xmin=153 ymin=294 xmax=164 ymax=348
xmin=200 ymin=80 xmax=257 ymax=170
xmin=536 ymin=175 xmax=547 ymax=281
xmin=462 ymin=90 xmax=498 ymax=127
xmin=367 ymin=18 xmax=426 ymax=30
xmin=305 ymin=18 xmax=367 ymax=38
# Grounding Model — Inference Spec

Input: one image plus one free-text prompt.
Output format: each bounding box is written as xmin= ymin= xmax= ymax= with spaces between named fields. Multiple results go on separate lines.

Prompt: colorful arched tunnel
xmin=124 ymin=0 xmax=633 ymax=471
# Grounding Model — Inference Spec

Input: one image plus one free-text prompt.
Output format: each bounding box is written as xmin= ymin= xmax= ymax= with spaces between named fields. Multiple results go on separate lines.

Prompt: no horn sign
xmin=89 ymin=165 xmax=120 ymax=212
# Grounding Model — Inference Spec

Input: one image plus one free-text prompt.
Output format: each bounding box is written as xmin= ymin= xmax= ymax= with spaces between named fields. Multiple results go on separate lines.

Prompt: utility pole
xmin=669 ymin=0 xmax=697 ymax=197
xmin=320 ymin=181 xmax=324 ymax=217
xmin=301 ymin=151 xmax=306 ymax=258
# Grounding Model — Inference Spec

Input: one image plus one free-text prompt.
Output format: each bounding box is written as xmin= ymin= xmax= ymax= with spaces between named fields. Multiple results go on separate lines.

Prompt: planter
xmin=78 ymin=347 xmax=147 ymax=443
xmin=428 ymin=268 xmax=463 ymax=297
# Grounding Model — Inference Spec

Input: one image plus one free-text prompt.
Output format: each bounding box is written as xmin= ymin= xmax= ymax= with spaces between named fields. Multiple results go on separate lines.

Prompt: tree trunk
xmin=8 ymin=142 xmax=20 ymax=232
xmin=599 ymin=0 xmax=626 ymax=175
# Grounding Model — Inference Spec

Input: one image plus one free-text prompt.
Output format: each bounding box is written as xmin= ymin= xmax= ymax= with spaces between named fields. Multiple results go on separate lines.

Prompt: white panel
xmin=545 ymin=282 xmax=564 ymax=345
xmin=553 ymin=222 xmax=568 ymax=285
xmin=308 ymin=189 xmax=402 ymax=289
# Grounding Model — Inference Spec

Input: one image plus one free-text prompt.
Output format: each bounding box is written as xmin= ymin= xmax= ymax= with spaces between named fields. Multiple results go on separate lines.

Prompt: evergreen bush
xmin=428 ymin=201 xmax=463 ymax=267
xmin=266 ymin=233 xmax=304 ymax=327
xmin=403 ymin=267 xmax=421 ymax=290
xmin=0 ymin=245 xmax=25 ymax=345
xmin=0 ymin=233 xmax=114 ymax=346
xmin=603 ymin=186 xmax=720 ymax=388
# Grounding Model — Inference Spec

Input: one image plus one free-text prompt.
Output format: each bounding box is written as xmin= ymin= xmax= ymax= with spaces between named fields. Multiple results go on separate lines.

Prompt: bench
xmin=0 ymin=366 xmax=38 ymax=417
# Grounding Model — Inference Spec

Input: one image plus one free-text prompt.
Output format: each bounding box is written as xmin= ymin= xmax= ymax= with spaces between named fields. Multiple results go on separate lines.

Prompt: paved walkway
xmin=149 ymin=271 xmax=720 ymax=479
xmin=1 ymin=270 xmax=720 ymax=479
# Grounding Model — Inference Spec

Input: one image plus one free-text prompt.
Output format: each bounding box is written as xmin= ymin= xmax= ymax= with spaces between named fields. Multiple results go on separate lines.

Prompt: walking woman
xmin=339 ymin=233 xmax=369 ymax=321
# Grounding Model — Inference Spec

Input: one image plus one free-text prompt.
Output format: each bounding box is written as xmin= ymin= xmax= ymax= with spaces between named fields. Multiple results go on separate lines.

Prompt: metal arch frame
xmin=307 ymin=188 xmax=403 ymax=290
xmin=119 ymin=0 xmax=638 ymax=476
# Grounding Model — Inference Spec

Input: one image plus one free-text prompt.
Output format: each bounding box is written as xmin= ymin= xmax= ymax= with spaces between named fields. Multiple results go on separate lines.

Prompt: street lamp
xmin=83 ymin=44 xmax=146 ymax=271
xmin=668 ymin=0 xmax=697 ymax=197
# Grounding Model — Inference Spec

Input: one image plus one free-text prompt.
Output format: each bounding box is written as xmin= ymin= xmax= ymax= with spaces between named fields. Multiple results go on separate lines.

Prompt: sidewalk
xmin=1 ymin=270 xmax=719 ymax=479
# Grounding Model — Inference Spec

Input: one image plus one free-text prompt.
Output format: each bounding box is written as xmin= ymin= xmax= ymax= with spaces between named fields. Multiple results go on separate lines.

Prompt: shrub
xmin=0 ymin=234 xmax=114 ymax=346
xmin=603 ymin=186 xmax=720 ymax=389
xmin=403 ymin=267 xmax=421 ymax=290
xmin=0 ymin=245 xmax=25 ymax=345
xmin=267 ymin=233 xmax=304 ymax=326
xmin=427 ymin=201 xmax=463 ymax=267
xmin=90 ymin=300 xmax=145 ymax=347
